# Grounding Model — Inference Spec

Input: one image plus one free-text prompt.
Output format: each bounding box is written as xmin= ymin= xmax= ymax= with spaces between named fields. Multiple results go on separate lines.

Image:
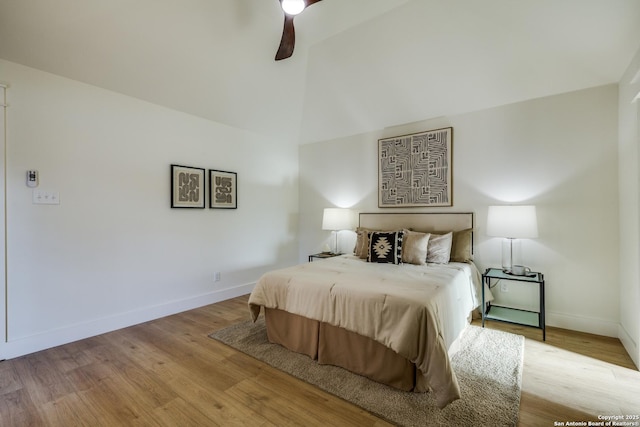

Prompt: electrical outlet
xmin=214 ymin=272 xmax=221 ymax=282
xmin=500 ymin=282 xmax=508 ymax=292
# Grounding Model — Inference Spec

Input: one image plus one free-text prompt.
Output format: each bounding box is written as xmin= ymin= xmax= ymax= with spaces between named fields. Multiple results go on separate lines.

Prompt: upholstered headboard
xmin=359 ymin=212 xmax=472 ymax=232
xmin=358 ymin=212 xmax=474 ymax=255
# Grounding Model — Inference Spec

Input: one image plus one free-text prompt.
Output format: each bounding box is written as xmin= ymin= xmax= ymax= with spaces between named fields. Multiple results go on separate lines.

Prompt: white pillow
xmin=426 ymin=232 xmax=453 ymax=264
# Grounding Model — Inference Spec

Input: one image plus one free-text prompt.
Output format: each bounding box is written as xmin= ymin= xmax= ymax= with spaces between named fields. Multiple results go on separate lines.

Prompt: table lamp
xmin=322 ymin=208 xmax=356 ymax=254
xmin=486 ymin=205 xmax=538 ymax=274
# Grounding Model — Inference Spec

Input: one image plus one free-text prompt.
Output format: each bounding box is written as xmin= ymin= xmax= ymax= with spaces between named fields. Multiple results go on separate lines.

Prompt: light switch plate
xmin=33 ymin=190 xmax=60 ymax=205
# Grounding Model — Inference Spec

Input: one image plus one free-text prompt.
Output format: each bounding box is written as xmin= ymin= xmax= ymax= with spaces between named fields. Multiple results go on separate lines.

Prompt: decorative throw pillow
xmin=368 ymin=231 xmax=404 ymax=264
xmin=354 ymin=227 xmax=372 ymax=259
xmin=426 ymin=232 xmax=453 ymax=264
xmin=402 ymin=231 xmax=430 ymax=265
xmin=450 ymin=228 xmax=473 ymax=262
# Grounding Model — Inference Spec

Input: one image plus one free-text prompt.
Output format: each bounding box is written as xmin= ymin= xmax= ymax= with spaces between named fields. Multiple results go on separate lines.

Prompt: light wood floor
xmin=1 ymin=295 xmax=638 ymax=426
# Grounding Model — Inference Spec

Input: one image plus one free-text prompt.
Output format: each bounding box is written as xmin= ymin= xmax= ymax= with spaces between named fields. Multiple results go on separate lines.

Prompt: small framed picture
xmin=209 ymin=170 xmax=237 ymax=209
xmin=171 ymin=164 xmax=205 ymax=208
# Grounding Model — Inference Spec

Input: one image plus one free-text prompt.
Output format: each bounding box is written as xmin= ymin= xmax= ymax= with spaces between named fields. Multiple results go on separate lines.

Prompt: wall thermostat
xmin=27 ymin=170 xmax=38 ymax=188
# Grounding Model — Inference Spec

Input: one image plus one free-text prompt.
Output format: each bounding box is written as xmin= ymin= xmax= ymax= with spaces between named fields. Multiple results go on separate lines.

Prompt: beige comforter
xmin=248 ymin=255 xmax=481 ymax=408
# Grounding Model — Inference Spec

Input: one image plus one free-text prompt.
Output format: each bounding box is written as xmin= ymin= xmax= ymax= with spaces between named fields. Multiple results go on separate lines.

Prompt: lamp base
xmin=501 ymin=238 xmax=524 ymax=273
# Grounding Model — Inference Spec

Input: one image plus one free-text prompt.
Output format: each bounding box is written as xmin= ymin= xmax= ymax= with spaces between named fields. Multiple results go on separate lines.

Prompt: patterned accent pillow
xmin=368 ymin=231 xmax=404 ymax=264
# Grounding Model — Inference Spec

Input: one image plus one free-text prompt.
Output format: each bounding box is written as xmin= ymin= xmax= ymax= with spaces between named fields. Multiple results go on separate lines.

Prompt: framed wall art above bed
xmin=378 ymin=127 xmax=453 ymax=207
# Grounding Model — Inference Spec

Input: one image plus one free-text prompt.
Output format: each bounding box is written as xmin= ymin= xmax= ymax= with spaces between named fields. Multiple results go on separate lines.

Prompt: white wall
xmin=618 ymin=47 xmax=640 ymax=368
xmin=0 ymin=59 xmax=299 ymax=358
xmin=0 ymin=84 xmax=6 ymax=351
xmin=300 ymin=85 xmax=620 ymax=337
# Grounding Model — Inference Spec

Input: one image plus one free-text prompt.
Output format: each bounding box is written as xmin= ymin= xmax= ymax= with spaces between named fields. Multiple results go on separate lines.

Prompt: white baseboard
xmin=2 ymin=282 xmax=256 ymax=360
xmin=618 ymin=323 xmax=639 ymax=369
xmin=546 ymin=310 xmax=619 ymax=338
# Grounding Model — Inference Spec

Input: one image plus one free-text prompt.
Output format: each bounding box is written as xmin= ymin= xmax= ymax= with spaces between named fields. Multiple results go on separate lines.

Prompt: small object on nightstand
xmin=308 ymin=252 xmax=341 ymax=262
xmin=481 ymin=267 xmax=546 ymax=340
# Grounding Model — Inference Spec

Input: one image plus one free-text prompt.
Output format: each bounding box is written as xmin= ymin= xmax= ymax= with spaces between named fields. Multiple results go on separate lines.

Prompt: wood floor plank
xmin=1 ymin=294 xmax=637 ymax=426
xmin=39 ymin=392 xmax=100 ymax=427
xmin=79 ymin=376 xmax=160 ymax=426
xmin=149 ymin=397 xmax=227 ymax=427
xmin=225 ymin=376 xmax=336 ymax=427
xmin=82 ymin=341 xmax=178 ymax=409
xmin=0 ymin=360 xmax=23 ymax=395
xmin=166 ymin=374 xmax=274 ymax=426
xmin=0 ymin=388 xmax=44 ymax=427
xmin=231 ymin=365 xmax=387 ymax=426
xmin=10 ymin=354 xmax=72 ymax=406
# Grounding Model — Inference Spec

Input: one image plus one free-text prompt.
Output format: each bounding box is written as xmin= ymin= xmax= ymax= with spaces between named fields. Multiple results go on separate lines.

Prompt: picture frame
xmin=209 ymin=169 xmax=237 ymax=209
xmin=378 ymin=127 xmax=453 ymax=207
xmin=171 ymin=164 xmax=206 ymax=209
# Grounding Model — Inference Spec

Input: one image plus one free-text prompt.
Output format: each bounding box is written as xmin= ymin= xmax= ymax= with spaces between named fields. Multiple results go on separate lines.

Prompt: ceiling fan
xmin=275 ymin=0 xmax=323 ymax=61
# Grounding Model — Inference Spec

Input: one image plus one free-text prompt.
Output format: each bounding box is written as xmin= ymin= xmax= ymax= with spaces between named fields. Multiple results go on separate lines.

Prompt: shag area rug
xmin=210 ymin=318 xmax=524 ymax=426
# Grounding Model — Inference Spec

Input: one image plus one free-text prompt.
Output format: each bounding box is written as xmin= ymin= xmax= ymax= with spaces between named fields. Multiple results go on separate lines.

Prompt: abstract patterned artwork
xmin=171 ymin=164 xmax=205 ymax=208
xmin=210 ymin=170 xmax=237 ymax=209
xmin=378 ymin=127 xmax=452 ymax=207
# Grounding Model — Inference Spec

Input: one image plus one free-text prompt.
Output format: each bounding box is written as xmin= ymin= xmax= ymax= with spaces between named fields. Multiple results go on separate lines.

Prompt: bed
xmin=248 ymin=212 xmax=486 ymax=408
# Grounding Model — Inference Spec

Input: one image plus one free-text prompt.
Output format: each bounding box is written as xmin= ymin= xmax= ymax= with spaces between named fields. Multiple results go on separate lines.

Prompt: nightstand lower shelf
xmin=482 ymin=267 xmax=546 ymax=340
xmin=484 ymin=305 xmax=539 ymax=328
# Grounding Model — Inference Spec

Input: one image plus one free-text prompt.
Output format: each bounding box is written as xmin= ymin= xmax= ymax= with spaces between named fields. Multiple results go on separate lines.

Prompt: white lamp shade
xmin=322 ymin=208 xmax=356 ymax=231
xmin=487 ymin=205 xmax=538 ymax=239
xmin=281 ymin=0 xmax=305 ymax=15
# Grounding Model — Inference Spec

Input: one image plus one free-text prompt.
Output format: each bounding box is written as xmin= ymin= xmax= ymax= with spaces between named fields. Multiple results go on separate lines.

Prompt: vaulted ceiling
xmin=1 ymin=0 xmax=639 ymax=144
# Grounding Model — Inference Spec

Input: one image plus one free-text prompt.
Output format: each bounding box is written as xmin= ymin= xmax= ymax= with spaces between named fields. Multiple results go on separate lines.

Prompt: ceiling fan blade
xmin=274 ymin=0 xmax=322 ymax=60
xmin=275 ymin=15 xmax=295 ymax=61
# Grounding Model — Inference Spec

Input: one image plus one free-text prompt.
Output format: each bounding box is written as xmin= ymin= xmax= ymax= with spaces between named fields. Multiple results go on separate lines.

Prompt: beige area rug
xmin=210 ymin=317 xmax=524 ymax=426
